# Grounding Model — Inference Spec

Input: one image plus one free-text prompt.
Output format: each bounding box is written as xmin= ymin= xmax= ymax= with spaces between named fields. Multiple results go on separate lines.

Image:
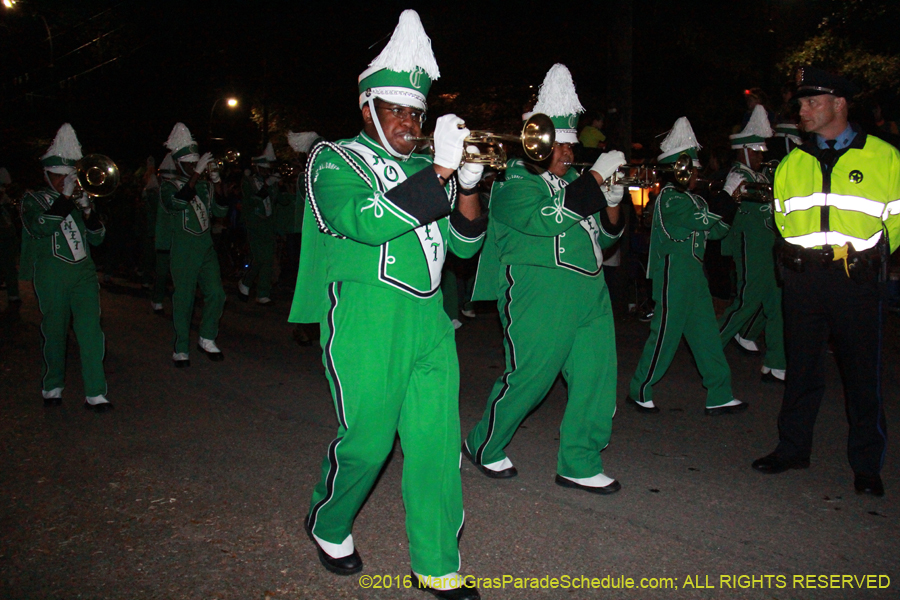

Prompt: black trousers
xmin=777 ymin=264 xmax=887 ymax=475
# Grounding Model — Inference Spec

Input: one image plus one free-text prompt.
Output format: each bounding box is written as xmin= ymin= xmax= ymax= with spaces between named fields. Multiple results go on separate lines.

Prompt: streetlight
xmin=209 ymin=96 xmax=239 ymax=141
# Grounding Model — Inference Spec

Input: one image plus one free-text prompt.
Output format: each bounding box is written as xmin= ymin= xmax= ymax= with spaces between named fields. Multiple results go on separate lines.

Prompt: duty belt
xmin=780 ymin=243 xmax=882 ymax=281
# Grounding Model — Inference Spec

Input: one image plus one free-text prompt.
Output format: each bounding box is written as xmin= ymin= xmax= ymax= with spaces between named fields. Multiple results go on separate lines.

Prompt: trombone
xmin=76 ymin=154 xmax=120 ymax=198
xmin=405 ymin=113 xmax=555 ymax=170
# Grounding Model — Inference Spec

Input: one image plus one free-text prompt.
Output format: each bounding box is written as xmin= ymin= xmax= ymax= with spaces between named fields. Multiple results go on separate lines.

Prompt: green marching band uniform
xmin=20 ymin=124 xmax=111 ymax=410
xmin=466 ymin=64 xmax=624 ymax=492
xmin=239 ymin=143 xmax=286 ymax=304
xmin=289 ymin=10 xmax=485 ymax=591
xmin=0 ymin=167 xmax=20 ymax=304
xmin=717 ymin=105 xmax=786 ymax=377
xmin=628 ymin=117 xmax=745 ymax=414
xmin=160 ymin=123 xmax=227 ymax=365
xmin=150 ymin=153 xmax=177 ymax=313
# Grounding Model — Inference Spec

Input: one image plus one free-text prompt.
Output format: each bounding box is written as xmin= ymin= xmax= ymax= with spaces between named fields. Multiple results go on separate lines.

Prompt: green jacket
xmin=19 ymin=188 xmax=105 ymax=280
xmin=721 ymin=163 xmax=775 ymax=258
xmin=160 ymin=177 xmax=226 ymax=248
xmin=473 ymin=160 xmax=623 ymax=301
xmin=289 ymin=132 xmax=486 ymax=324
xmin=648 ymin=184 xmax=730 ymax=279
xmin=774 ymin=129 xmax=900 ymax=253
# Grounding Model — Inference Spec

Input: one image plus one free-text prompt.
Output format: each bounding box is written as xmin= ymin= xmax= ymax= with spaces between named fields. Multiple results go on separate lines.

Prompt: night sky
xmin=0 ymin=0 xmax=896 ymax=180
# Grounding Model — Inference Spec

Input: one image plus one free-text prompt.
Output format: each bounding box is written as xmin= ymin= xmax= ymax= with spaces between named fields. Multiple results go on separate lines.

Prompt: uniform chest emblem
xmin=848 ymin=170 xmax=863 ymax=184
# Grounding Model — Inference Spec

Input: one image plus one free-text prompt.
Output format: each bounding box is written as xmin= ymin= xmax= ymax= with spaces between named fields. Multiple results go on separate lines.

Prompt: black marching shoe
xmin=854 ymin=473 xmax=885 ymax=497
xmin=627 ymin=395 xmax=659 ymax=413
xmin=43 ymin=397 xmax=62 ymax=407
xmin=304 ymin=518 xmax=362 ymax=576
xmin=704 ymin=401 xmax=748 ymax=416
xmin=412 ymin=572 xmax=481 ymax=600
xmin=462 ymin=443 xmax=517 ymax=479
xmin=751 ymin=452 xmax=810 ymax=474
xmin=554 ymin=474 xmax=621 ymax=495
xmin=83 ymin=401 xmax=114 ymax=414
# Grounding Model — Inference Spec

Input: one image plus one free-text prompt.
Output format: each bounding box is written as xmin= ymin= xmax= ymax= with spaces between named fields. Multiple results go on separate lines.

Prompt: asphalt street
xmin=0 ymin=276 xmax=897 ymax=600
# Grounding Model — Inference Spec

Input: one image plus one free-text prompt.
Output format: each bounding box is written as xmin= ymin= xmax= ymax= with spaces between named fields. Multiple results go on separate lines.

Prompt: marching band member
xmin=717 ymin=104 xmax=786 ymax=382
xmin=464 ymin=64 xmax=626 ymax=495
xmin=19 ymin=124 xmax=112 ymax=412
xmin=286 ymin=131 xmax=323 ymax=347
xmin=288 ymin=10 xmax=485 ymax=599
xmin=627 ymin=118 xmax=745 ymax=416
xmin=238 ymin=142 xmax=284 ymax=305
xmin=753 ymin=68 xmax=900 ymax=497
xmin=150 ymin=153 xmax=177 ymax=315
xmin=160 ymin=123 xmax=227 ymax=367
xmin=0 ymin=166 xmax=21 ymax=307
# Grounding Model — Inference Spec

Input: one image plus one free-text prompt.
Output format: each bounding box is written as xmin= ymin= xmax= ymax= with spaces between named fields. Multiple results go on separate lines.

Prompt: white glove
xmin=73 ymin=193 xmax=91 ymax=209
xmin=195 ymin=152 xmax=214 ymax=175
xmin=724 ymin=172 xmax=744 ymax=196
xmin=432 ymin=114 xmax=469 ymax=170
xmin=590 ymin=150 xmax=627 ymax=182
xmin=265 ymin=175 xmax=280 ymax=186
xmin=457 ymin=146 xmax=484 ymax=190
xmin=604 ymin=185 xmax=625 ymax=207
xmin=62 ymin=173 xmax=78 ymax=197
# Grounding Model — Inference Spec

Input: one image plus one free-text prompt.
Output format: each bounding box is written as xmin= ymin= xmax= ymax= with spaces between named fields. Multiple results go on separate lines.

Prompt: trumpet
xmin=405 ymin=113 xmax=555 ymax=170
xmin=567 ymin=152 xmax=695 ymax=189
xmin=76 ymin=154 xmax=120 ymax=197
xmin=734 ymin=181 xmax=773 ymax=202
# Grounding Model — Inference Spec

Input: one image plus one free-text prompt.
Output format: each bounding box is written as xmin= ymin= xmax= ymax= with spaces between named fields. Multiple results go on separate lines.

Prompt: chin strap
xmin=367 ymin=97 xmax=411 ymax=161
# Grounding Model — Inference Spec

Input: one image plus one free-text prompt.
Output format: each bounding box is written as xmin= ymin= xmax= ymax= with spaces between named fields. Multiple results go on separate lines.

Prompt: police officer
xmin=752 ymin=67 xmax=900 ymax=497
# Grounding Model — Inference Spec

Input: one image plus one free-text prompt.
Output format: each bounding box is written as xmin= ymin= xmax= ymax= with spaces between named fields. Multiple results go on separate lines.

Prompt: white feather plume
xmin=368 ymin=10 xmax=440 ymax=79
xmin=165 ymin=123 xmax=195 ymax=152
xmin=740 ymin=104 xmax=773 ymax=138
xmin=660 ymin=117 xmax=701 ymax=155
xmin=532 ymin=64 xmax=584 ymax=118
xmin=42 ymin=123 xmax=83 ymax=161
xmin=288 ymin=131 xmax=320 ymax=154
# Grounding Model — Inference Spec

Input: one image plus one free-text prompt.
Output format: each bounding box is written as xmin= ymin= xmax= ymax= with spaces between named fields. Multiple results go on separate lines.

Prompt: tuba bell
xmin=76 ymin=154 xmax=121 ymax=197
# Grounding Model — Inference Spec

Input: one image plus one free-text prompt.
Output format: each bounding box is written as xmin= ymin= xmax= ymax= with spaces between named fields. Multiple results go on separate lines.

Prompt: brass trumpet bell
xmin=77 ymin=154 xmax=120 ymax=197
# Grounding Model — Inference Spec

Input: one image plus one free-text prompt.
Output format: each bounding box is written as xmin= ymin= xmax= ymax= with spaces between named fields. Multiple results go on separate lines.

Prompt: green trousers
xmin=170 ymin=242 xmax=225 ymax=354
xmin=629 ymin=255 xmax=734 ymax=408
xmin=33 ymin=262 xmax=106 ymax=397
xmin=308 ymin=282 xmax=464 ymax=578
xmin=151 ymin=249 xmax=170 ymax=305
xmin=717 ymin=234 xmax=785 ymax=370
xmin=465 ymin=265 xmax=617 ymax=478
xmin=0 ymin=236 xmax=19 ymax=300
xmin=242 ymin=219 xmax=275 ymax=299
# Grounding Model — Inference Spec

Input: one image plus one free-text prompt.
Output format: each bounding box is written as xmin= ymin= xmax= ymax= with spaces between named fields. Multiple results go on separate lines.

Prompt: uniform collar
xmin=816 ymin=124 xmax=856 ymax=150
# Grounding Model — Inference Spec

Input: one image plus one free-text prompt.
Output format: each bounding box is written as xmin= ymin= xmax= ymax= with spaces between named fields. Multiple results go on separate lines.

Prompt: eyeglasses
xmin=376 ymin=104 xmax=426 ymax=125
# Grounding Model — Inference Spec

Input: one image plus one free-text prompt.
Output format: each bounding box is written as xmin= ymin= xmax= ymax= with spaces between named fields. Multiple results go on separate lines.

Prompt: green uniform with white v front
xmin=161 ymin=177 xmax=227 ymax=354
xmin=717 ymin=163 xmax=786 ymax=370
xmin=629 ymin=184 xmax=736 ymax=408
xmin=20 ymin=188 xmax=107 ymax=397
xmin=240 ymin=174 xmax=282 ymax=300
xmin=289 ymin=133 xmax=485 ymax=578
xmin=467 ymin=160 xmax=622 ymax=478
